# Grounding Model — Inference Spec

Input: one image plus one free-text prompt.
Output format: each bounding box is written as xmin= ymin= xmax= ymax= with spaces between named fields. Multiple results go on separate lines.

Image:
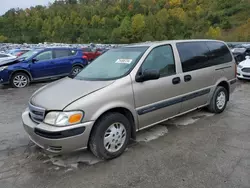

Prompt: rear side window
xmin=54 ymin=50 xmax=70 ymax=58
xmin=206 ymin=41 xmax=232 ymax=64
xmin=177 ymin=42 xmax=210 ymax=72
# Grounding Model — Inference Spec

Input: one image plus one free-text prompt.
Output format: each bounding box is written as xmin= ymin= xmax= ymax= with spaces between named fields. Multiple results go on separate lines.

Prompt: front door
xmin=132 ymin=44 xmax=183 ymax=129
xmin=29 ymin=50 xmax=54 ymax=79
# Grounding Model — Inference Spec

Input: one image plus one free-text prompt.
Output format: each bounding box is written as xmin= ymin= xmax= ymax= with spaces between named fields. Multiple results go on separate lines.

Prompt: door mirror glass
xmin=136 ymin=69 xmax=160 ymax=82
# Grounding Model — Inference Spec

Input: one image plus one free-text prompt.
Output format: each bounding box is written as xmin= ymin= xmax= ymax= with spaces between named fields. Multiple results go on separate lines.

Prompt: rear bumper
xmin=22 ymin=109 xmax=94 ymax=153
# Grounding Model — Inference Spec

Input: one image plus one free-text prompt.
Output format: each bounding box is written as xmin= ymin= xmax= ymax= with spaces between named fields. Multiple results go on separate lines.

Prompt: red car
xmin=82 ymin=47 xmax=102 ymax=61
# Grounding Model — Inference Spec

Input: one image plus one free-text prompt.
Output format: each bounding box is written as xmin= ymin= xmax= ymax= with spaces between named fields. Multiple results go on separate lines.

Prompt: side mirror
xmin=136 ymin=69 xmax=160 ymax=82
xmin=32 ymin=58 xmax=38 ymax=63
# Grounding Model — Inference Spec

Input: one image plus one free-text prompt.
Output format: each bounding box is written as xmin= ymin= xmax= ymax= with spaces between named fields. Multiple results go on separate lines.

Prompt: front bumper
xmin=22 ymin=109 xmax=94 ymax=153
xmin=0 ymin=70 xmax=10 ymax=84
xmin=237 ymin=68 xmax=250 ymax=80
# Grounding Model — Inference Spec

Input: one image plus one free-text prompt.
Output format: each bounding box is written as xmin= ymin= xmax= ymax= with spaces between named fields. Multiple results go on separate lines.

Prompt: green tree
xmin=206 ymin=26 xmax=222 ymax=39
xmin=132 ymin=14 xmax=145 ymax=41
xmin=0 ymin=35 xmax=8 ymax=42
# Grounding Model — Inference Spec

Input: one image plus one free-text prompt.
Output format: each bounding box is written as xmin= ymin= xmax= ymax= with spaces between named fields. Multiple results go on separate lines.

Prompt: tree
xmin=132 ymin=14 xmax=145 ymax=41
xmin=0 ymin=0 xmax=249 ymax=43
xmin=206 ymin=26 xmax=222 ymax=39
xmin=0 ymin=35 xmax=8 ymax=42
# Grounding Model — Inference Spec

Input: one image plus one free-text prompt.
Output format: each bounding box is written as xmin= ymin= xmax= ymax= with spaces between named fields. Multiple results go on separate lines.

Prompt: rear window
xmin=177 ymin=41 xmax=232 ymax=72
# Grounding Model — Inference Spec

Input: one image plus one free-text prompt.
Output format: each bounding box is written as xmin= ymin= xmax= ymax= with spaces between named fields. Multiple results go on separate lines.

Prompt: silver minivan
xmin=22 ymin=40 xmax=237 ymax=159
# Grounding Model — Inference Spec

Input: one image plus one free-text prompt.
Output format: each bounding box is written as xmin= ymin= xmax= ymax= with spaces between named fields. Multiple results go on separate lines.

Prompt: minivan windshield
xmin=75 ymin=47 xmax=148 ymax=80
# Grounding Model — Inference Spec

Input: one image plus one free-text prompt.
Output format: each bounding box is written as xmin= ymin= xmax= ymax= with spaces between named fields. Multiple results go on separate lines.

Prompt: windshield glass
xmin=19 ymin=49 xmax=41 ymax=60
xmin=75 ymin=47 xmax=148 ymax=80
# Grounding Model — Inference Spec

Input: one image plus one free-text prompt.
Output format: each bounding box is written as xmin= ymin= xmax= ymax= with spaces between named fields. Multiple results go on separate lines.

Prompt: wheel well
xmin=73 ymin=63 xmax=84 ymax=68
xmin=217 ymin=81 xmax=230 ymax=101
xmin=11 ymin=70 xmax=32 ymax=80
xmin=90 ymin=107 xmax=136 ymax=141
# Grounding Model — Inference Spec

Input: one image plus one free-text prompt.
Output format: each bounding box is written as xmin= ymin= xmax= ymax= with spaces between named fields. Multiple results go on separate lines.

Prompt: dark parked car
xmin=0 ymin=48 xmax=88 ymax=88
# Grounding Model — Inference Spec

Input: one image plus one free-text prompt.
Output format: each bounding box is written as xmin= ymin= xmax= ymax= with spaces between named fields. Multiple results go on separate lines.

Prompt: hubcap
xmin=104 ymin=123 xmax=127 ymax=153
xmin=72 ymin=67 xmax=81 ymax=76
xmin=13 ymin=75 xmax=28 ymax=88
xmin=216 ymin=91 xmax=226 ymax=110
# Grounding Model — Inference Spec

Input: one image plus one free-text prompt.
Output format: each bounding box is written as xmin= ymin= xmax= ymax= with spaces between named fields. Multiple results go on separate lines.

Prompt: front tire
xmin=11 ymin=72 xmax=30 ymax=88
xmin=89 ymin=113 xmax=131 ymax=160
xmin=208 ymin=86 xmax=228 ymax=113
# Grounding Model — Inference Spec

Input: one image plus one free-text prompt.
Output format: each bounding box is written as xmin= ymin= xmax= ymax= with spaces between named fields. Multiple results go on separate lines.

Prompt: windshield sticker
xmin=115 ymin=59 xmax=133 ymax=64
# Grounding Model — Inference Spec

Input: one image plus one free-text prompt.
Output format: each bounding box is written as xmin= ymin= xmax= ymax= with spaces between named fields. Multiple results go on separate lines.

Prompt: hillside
xmin=0 ymin=0 xmax=249 ymax=44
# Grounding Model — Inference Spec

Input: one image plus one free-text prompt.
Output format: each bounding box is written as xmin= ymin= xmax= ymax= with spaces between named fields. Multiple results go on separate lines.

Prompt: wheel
xmin=11 ymin=72 xmax=30 ymax=88
xmin=208 ymin=86 xmax=228 ymax=113
xmin=71 ymin=66 xmax=83 ymax=76
xmin=89 ymin=112 xmax=131 ymax=160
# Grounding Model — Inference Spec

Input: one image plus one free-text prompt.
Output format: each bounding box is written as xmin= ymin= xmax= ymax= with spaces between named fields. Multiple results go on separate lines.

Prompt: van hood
xmin=30 ymin=77 xmax=114 ymax=110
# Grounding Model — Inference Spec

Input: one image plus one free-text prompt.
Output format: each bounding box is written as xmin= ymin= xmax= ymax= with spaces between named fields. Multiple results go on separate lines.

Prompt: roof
xmin=125 ymin=39 xmax=224 ymax=48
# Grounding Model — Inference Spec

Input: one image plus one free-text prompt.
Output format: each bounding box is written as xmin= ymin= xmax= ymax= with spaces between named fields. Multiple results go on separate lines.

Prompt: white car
xmin=237 ymin=56 xmax=250 ymax=80
xmin=0 ymin=53 xmax=16 ymax=63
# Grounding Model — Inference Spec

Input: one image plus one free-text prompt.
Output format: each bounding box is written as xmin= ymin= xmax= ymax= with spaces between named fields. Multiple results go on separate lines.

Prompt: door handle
xmin=184 ymin=75 xmax=192 ymax=82
xmin=172 ymin=77 xmax=181 ymax=85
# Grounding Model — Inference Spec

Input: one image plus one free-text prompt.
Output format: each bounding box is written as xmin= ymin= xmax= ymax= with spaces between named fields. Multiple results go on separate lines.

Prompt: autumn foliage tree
xmin=0 ymin=0 xmax=249 ymax=43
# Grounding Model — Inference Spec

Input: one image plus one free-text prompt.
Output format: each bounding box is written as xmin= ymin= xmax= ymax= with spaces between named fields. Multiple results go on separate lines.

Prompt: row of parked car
xmin=0 ymin=46 xmax=109 ymax=88
xmin=229 ymin=43 xmax=250 ymax=64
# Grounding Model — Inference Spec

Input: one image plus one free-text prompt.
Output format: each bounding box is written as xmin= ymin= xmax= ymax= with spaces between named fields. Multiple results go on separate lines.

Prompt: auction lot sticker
xmin=115 ymin=59 xmax=133 ymax=64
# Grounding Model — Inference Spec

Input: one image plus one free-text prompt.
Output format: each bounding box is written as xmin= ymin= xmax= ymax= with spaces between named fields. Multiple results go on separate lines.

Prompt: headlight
xmin=0 ymin=66 xmax=8 ymax=71
xmin=44 ymin=111 xmax=84 ymax=126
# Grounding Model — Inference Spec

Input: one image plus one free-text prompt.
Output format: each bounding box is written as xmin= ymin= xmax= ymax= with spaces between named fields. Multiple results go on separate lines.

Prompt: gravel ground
xmin=0 ymin=80 xmax=250 ymax=188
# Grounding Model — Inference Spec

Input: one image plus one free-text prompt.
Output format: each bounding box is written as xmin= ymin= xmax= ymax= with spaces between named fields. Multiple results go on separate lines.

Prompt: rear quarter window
xmin=205 ymin=41 xmax=232 ymax=65
xmin=177 ymin=41 xmax=233 ymax=73
xmin=54 ymin=49 xmax=71 ymax=58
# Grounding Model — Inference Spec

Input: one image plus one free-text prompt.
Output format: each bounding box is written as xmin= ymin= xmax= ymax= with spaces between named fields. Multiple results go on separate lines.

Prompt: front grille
xmin=242 ymin=68 xmax=250 ymax=73
xmin=243 ymin=74 xmax=250 ymax=78
xmin=29 ymin=103 xmax=46 ymax=123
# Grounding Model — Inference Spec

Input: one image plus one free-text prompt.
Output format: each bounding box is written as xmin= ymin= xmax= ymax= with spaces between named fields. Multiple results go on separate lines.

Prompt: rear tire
xmin=208 ymin=86 xmax=228 ymax=113
xmin=10 ymin=72 xmax=30 ymax=88
xmin=71 ymin=65 xmax=83 ymax=76
xmin=89 ymin=112 xmax=131 ymax=160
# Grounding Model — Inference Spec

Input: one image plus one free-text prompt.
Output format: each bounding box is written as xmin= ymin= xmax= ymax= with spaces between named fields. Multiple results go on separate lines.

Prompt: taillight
xmin=82 ymin=55 xmax=88 ymax=60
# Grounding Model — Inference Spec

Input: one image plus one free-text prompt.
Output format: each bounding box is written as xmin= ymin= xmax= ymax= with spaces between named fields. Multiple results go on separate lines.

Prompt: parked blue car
xmin=0 ymin=48 xmax=88 ymax=88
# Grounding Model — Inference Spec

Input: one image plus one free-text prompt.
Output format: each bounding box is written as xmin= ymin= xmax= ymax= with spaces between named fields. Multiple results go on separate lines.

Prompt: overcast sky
xmin=0 ymin=0 xmax=54 ymax=15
